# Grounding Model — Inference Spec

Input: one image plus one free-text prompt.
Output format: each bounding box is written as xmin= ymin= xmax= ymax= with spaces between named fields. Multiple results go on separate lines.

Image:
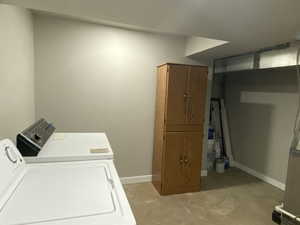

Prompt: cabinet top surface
xmin=157 ymin=63 xmax=208 ymax=68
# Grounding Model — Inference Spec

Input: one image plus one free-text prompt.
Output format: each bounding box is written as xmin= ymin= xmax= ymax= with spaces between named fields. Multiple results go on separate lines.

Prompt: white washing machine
xmin=0 ymin=139 xmax=136 ymax=225
xmin=25 ymin=133 xmax=114 ymax=163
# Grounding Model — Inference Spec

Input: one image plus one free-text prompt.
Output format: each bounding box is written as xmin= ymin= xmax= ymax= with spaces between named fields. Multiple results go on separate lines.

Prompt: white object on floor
xmin=25 ymin=133 xmax=113 ymax=163
xmin=0 ymin=139 xmax=136 ymax=225
xmin=216 ymin=159 xmax=225 ymax=173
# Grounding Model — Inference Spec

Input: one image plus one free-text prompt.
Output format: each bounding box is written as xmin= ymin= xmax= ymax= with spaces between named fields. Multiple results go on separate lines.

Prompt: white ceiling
xmin=2 ymin=0 xmax=300 ymax=60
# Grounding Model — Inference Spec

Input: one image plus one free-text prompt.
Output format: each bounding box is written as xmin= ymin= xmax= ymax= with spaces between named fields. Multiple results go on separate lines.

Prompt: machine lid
xmin=0 ymin=161 xmax=126 ymax=225
xmin=0 ymin=139 xmax=25 ymax=209
xmin=25 ymin=133 xmax=114 ymax=163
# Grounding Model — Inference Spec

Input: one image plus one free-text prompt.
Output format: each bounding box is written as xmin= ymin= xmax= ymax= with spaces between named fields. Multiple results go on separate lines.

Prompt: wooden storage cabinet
xmin=152 ymin=63 xmax=207 ymax=195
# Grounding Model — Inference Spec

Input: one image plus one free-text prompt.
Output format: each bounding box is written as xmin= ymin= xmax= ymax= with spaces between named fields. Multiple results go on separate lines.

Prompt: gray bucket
xmin=216 ymin=158 xmax=225 ymax=173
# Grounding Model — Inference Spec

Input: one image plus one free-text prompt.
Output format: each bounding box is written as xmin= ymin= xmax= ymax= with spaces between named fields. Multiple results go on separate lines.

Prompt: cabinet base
xmin=152 ymin=182 xmax=201 ymax=196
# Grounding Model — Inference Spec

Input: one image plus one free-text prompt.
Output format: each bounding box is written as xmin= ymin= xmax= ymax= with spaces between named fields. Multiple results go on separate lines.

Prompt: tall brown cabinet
xmin=152 ymin=63 xmax=208 ymax=195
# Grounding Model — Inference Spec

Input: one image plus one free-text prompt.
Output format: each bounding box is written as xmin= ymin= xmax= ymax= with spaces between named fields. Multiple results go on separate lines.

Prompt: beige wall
xmin=211 ymin=74 xmax=224 ymax=98
xmin=33 ymin=14 xmax=203 ymax=177
xmin=0 ymin=4 xmax=35 ymax=141
xmin=225 ymin=68 xmax=298 ymax=183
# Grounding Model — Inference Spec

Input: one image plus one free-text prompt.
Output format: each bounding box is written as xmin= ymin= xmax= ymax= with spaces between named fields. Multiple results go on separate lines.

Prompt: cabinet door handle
xmin=179 ymin=156 xmax=184 ymax=165
xmin=184 ymin=93 xmax=192 ymax=99
xmin=184 ymin=93 xmax=188 ymax=116
xmin=184 ymin=93 xmax=192 ymax=121
xmin=180 ymin=156 xmax=189 ymax=167
xmin=184 ymin=156 xmax=188 ymax=164
xmin=188 ymin=97 xmax=192 ymax=121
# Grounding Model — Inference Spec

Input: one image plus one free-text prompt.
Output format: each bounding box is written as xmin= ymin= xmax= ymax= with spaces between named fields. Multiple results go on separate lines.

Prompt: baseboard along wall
xmin=232 ymin=161 xmax=286 ymax=191
xmin=121 ymin=170 xmax=208 ymax=184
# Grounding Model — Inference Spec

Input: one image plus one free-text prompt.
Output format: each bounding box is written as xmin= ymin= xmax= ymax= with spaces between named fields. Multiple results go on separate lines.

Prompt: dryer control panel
xmin=17 ymin=118 xmax=55 ymax=156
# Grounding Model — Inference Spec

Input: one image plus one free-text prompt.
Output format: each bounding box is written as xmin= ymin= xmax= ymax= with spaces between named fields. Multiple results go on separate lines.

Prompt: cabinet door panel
xmin=184 ymin=132 xmax=202 ymax=187
xmin=166 ymin=65 xmax=189 ymax=125
xmin=164 ymin=132 xmax=186 ymax=193
xmin=188 ymin=67 xmax=207 ymax=125
xmin=163 ymin=132 xmax=202 ymax=194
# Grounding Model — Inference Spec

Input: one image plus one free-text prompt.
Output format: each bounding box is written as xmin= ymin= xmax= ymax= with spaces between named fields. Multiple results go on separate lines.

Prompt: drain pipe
xmin=274 ymin=204 xmax=300 ymax=224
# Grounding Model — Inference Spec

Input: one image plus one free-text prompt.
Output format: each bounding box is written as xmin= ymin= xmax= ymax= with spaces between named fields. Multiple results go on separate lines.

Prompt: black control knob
xmin=31 ymin=134 xmax=42 ymax=143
